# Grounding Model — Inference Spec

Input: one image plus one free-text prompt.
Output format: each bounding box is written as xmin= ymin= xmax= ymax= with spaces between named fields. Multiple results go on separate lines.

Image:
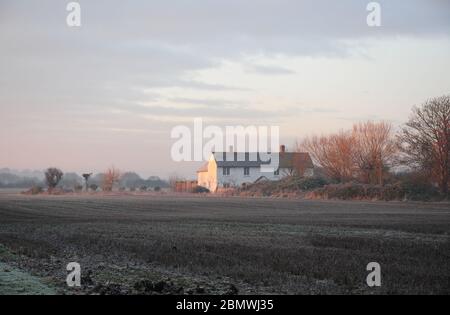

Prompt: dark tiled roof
xmin=279 ymin=152 xmax=314 ymax=169
xmin=211 ymin=152 xmax=314 ymax=169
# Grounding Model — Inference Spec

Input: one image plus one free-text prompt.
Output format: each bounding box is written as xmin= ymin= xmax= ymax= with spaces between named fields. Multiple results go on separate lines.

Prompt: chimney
xmin=280 ymin=145 xmax=286 ymax=153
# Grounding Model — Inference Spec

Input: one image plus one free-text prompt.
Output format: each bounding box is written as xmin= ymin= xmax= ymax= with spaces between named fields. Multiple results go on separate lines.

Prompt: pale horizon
xmin=1 ymin=0 xmax=450 ymax=178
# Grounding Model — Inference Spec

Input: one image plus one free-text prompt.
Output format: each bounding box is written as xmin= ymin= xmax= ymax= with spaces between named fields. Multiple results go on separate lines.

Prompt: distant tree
xmin=302 ymin=131 xmax=356 ymax=182
xmin=301 ymin=121 xmax=397 ymax=185
xmin=352 ymin=121 xmax=397 ymax=185
xmin=398 ymin=95 xmax=450 ymax=194
xmin=90 ymin=173 xmax=104 ymax=187
xmin=0 ymin=172 xmax=43 ymax=188
xmin=102 ymin=167 xmax=121 ymax=192
xmin=145 ymin=176 xmax=169 ymax=188
xmin=119 ymin=172 xmax=143 ymax=188
xmin=45 ymin=168 xmax=63 ymax=191
xmin=82 ymin=173 xmax=92 ymax=192
xmin=58 ymin=172 xmax=83 ymax=189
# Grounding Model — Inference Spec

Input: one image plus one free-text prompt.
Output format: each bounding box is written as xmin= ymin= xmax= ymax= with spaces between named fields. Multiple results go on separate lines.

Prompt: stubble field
xmin=0 ymin=193 xmax=449 ymax=295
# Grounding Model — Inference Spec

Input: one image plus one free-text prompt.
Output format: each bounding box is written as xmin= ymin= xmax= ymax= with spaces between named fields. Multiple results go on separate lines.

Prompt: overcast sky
xmin=1 ymin=0 xmax=450 ymax=178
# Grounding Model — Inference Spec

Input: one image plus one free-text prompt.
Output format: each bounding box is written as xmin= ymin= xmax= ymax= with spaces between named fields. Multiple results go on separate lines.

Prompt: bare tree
xmin=302 ymin=131 xmax=356 ymax=182
xmin=102 ymin=167 xmax=121 ymax=192
xmin=301 ymin=121 xmax=396 ymax=185
xmin=398 ymin=95 xmax=450 ymax=194
xmin=82 ymin=173 xmax=92 ymax=192
xmin=352 ymin=121 xmax=397 ymax=185
xmin=45 ymin=168 xmax=64 ymax=192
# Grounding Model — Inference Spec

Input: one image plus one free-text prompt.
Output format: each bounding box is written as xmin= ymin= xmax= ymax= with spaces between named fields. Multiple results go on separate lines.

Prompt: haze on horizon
xmin=1 ymin=0 xmax=450 ymax=179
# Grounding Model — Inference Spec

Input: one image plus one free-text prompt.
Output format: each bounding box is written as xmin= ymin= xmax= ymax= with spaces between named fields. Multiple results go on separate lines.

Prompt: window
xmin=244 ymin=167 xmax=250 ymax=176
xmin=223 ymin=167 xmax=230 ymax=176
xmin=274 ymin=169 xmax=280 ymax=176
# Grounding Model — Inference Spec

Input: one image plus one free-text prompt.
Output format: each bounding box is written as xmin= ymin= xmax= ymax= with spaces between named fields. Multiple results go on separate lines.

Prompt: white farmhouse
xmin=197 ymin=145 xmax=314 ymax=192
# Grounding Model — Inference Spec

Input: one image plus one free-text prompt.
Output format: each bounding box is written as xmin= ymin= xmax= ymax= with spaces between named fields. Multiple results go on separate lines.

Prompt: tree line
xmin=28 ymin=167 xmax=169 ymax=193
xmin=300 ymin=95 xmax=450 ymax=195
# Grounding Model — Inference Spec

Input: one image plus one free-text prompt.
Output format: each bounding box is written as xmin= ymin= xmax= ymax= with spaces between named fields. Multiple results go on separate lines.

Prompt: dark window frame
xmin=223 ymin=167 xmax=231 ymax=176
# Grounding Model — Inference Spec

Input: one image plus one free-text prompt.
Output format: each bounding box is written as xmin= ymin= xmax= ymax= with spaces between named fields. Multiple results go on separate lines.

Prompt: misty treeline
xmin=0 ymin=167 xmax=168 ymax=192
xmin=300 ymin=95 xmax=450 ymax=196
xmin=0 ymin=171 xmax=42 ymax=188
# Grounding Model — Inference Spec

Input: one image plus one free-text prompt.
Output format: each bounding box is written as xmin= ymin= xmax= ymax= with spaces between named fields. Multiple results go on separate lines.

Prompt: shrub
xmin=400 ymin=180 xmax=442 ymax=201
xmin=296 ymin=177 xmax=329 ymax=190
xmin=154 ymin=186 xmax=161 ymax=192
xmin=74 ymin=185 xmax=83 ymax=193
xmin=309 ymin=181 xmax=446 ymax=202
xmin=30 ymin=186 xmax=43 ymax=195
xmin=332 ymin=184 xmax=365 ymax=200
xmin=140 ymin=186 xmax=148 ymax=192
xmin=239 ymin=173 xmax=446 ymax=201
xmin=89 ymin=184 xmax=98 ymax=192
xmin=240 ymin=176 xmax=329 ymax=197
xmin=312 ymin=184 xmax=376 ymax=200
xmin=381 ymin=184 xmax=405 ymax=201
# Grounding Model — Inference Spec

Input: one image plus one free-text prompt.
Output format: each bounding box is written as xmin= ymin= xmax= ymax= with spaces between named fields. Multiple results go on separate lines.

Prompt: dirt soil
xmin=0 ymin=193 xmax=449 ymax=295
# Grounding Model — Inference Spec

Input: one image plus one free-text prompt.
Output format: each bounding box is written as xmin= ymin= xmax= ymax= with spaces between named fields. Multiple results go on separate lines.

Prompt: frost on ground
xmin=0 ymin=262 xmax=56 ymax=295
xmin=0 ymin=194 xmax=449 ymax=295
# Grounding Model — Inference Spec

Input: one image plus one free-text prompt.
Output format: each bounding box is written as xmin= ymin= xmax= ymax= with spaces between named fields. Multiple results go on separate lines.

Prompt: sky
xmin=1 ymin=0 xmax=450 ymax=179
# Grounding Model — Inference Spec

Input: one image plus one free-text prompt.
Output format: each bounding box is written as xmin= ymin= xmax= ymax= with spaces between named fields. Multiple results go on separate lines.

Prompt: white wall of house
xmin=197 ymin=155 xmax=218 ymax=192
xmin=216 ymin=167 xmax=314 ymax=190
xmin=217 ymin=166 xmax=282 ymax=188
xmin=197 ymin=153 xmax=314 ymax=192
